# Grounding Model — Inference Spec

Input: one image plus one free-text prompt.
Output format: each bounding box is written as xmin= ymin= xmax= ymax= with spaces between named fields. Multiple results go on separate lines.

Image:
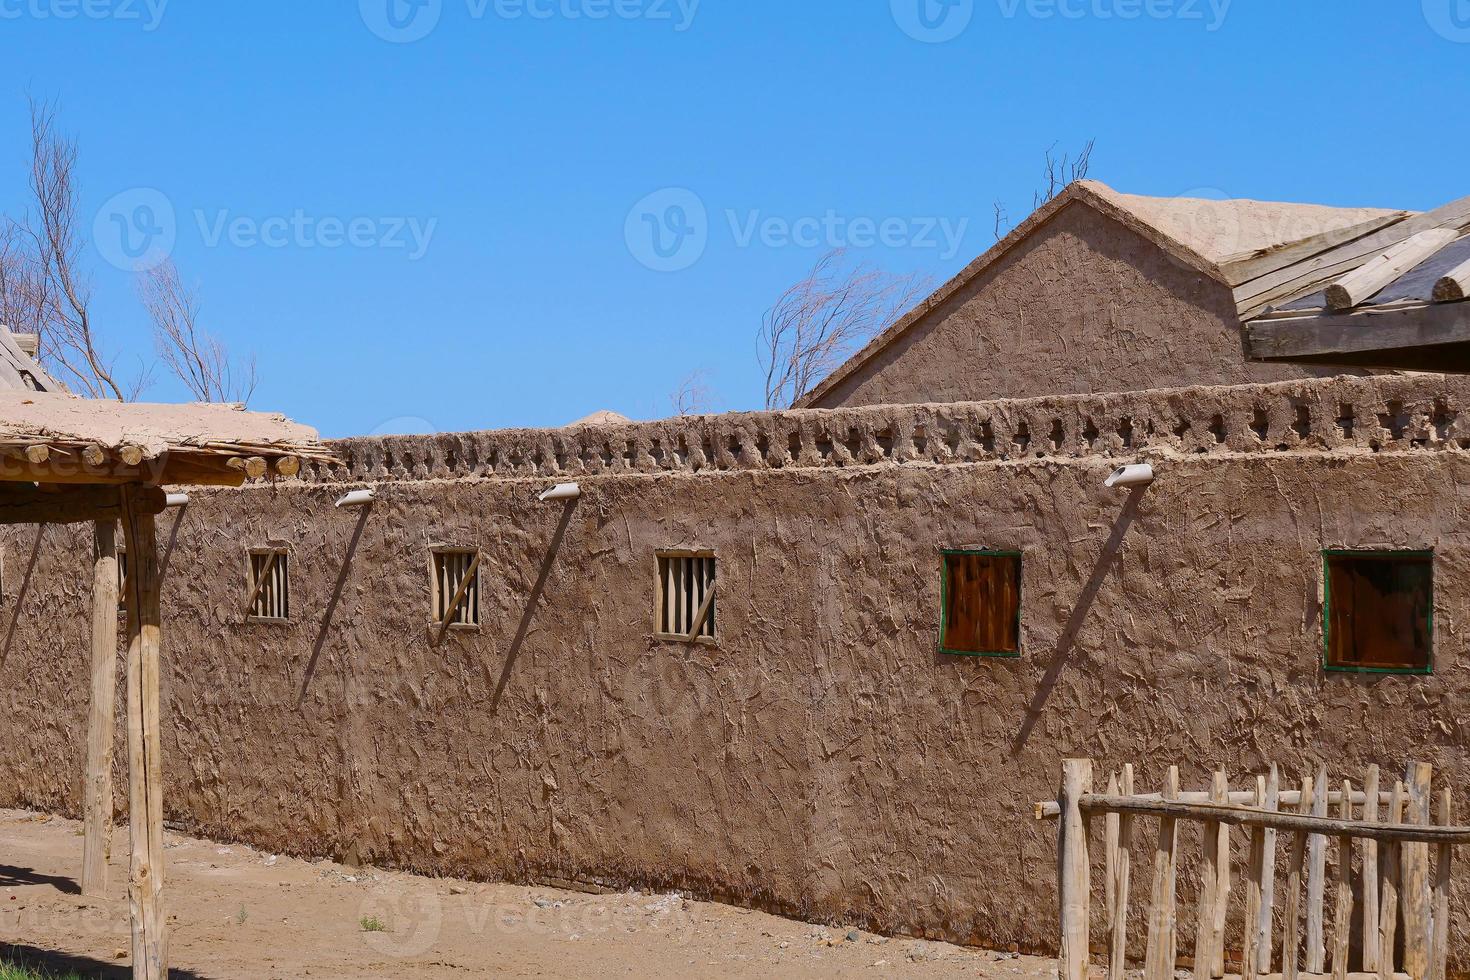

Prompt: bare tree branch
xmin=25 ymin=97 xmax=133 ymax=400
xmin=670 ymin=370 xmax=713 ymax=416
xmin=0 ymin=218 xmax=49 ymax=340
xmin=138 ymin=259 xmax=258 ymax=405
xmin=1032 ymin=138 xmax=1096 ymax=210
xmin=758 ymin=249 xmax=929 ymax=410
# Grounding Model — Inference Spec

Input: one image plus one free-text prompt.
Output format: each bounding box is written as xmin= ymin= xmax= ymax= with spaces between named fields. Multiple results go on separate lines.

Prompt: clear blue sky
xmin=1 ymin=1 xmax=1466 ymax=437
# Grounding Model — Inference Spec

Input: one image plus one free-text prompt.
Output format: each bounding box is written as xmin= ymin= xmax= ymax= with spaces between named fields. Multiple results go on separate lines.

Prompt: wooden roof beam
xmin=0 ymin=449 xmax=246 ymax=487
xmin=1433 ymin=256 xmax=1470 ymax=303
xmin=1246 ymin=301 xmax=1470 ymax=369
xmin=1323 ymin=229 xmax=1460 ymax=312
xmin=0 ymin=484 xmax=165 ymax=525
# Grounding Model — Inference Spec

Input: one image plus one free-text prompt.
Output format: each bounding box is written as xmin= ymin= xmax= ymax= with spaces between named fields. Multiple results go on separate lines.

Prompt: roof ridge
xmin=794 ymin=180 xmax=1224 ymax=408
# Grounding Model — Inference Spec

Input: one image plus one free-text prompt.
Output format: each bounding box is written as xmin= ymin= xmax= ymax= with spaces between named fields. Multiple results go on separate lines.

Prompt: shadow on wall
xmin=158 ymin=501 xmax=189 ymax=583
xmin=1 ymin=525 xmax=45 ymax=668
xmin=1011 ymin=485 xmax=1146 ymax=756
xmin=297 ymin=504 xmax=374 ymax=707
xmin=488 ymin=498 xmax=578 ymax=715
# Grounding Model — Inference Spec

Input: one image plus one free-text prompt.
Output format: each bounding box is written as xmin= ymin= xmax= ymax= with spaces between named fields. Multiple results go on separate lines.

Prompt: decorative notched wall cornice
xmin=301 ymin=375 xmax=1470 ymax=486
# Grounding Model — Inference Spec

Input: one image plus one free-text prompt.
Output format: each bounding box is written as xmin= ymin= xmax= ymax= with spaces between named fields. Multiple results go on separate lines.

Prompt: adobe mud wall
xmin=804 ymin=199 xmax=1341 ymax=409
xmin=2 ymin=373 xmax=1470 ymax=961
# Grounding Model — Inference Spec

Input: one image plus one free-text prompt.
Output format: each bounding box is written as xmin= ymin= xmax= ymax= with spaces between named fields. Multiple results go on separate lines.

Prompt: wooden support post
xmin=1254 ymin=765 xmax=1281 ymax=977
xmin=1209 ymin=771 xmax=1230 ymax=978
xmin=1284 ymin=775 xmax=1315 ymax=980
xmin=1308 ymin=768 xmax=1330 ymax=973
xmin=1059 ymin=758 xmax=1093 ymax=980
xmin=1363 ymin=765 xmax=1381 ymax=973
xmin=1108 ymin=765 xmax=1134 ymax=980
xmin=1145 ymin=766 xmax=1180 ymax=980
xmin=1429 ymin=789 xmax=1451 ymax=980
xmin=1402 ymin=763 xmax=1433 ymax=980
xmin=1243 ymin=774 xmax=1267 ymax=980
xmin=1105 ymin=772 xmax=1119 ymax=971
xmin=1381 ymin=782 xmax=1405 ymax=980
xmin=1332 ymin=780 xmax=1354 ymax=980
xmin=1195 ymin=771 xmax=1230 ymax=980
xmin=121 ymin=485 xmax=167 ymax=979
xmin=82 ymin=518 xmax=120 ymax=898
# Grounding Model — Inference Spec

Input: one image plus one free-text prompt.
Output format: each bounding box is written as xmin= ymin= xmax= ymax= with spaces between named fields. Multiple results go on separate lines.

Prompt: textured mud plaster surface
xmin=5 ymin=377 xmax=1470 ymax=964
xmin=807 ymin=200 xmax=1333 ymax=408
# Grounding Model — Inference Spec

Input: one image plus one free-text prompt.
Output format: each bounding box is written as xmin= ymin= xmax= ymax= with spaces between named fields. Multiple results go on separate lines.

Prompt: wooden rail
xmin=1037 ymin=760 xmax=1456 ymax=980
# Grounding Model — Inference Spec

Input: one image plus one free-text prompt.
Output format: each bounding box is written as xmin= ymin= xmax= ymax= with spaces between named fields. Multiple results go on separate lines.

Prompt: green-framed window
xmin=939 ymin=549 xmax=1022 ymax=658
xmin=1323 ymin=550 xmax=1433 ymax=675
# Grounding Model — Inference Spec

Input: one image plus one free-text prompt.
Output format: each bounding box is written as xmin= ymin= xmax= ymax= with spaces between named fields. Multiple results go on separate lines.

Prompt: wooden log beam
xmin=120 ymin=485 xmax=167 ymax=979
xmin=0 ymin=452 xmax=245 ymax=488
xmin=1246 ymin=302 xmax=1470 ymax=368
xmin=0 ymin=485 xmax=165 ymax=526
xmin=1038 ymin=787 xmax=1398 ymax=820
xmin=82 ymin=517 xmax=120 ymax=898
xmin=1432 ymin=256 xmax=1470 ymax=302
xmin=1324 ymin=229 xmax=1460 ymax=311
xmin=1055 ymin=796 xmax=1470 ymax=845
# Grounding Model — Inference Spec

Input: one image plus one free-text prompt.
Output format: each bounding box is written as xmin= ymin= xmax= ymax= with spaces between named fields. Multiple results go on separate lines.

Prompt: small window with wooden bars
xmin=245 ymin=549 xmax=290 ymax=623
xmin=1324 ymin=550 xmax=1433 ymax=674
xmin=431 ymin=549 xmax=480 ymax=630
xmin=657 ymin=552 xmax=716 ymax=641
xmin=939 ymin=549 xmax=1022 ymax=657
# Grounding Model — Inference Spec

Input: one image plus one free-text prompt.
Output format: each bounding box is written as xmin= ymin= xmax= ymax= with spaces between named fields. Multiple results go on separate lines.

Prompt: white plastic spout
xmin=164 ymin=492 xmax=190 ymax=508
xmin=1104 ymin=463 xmax=1155 ymax=490
xmin=335 ymin=488 xmax=377 ymax=508
xmin=538 ymin=482 xmax=582 ymax=502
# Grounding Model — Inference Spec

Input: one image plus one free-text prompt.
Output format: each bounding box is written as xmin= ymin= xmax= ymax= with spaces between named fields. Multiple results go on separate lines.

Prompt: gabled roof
xmin=796 ymin=180 xmax=1408 ymax=408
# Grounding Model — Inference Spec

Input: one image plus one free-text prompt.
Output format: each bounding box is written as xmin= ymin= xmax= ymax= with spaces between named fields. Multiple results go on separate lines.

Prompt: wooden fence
xmin=1035 ymin=759 xmax=1467 ymax=980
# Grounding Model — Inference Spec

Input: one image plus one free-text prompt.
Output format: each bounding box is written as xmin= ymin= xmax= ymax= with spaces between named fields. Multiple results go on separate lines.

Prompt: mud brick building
xmin=4 ymin=181 xmax=1470 ymax=960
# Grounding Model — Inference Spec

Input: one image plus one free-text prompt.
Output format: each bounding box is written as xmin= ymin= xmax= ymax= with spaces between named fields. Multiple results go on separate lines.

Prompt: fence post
xmin=1404 ymin=762 xmax=1433 ymax=980
xmin=1060 ymin=758 xmax=1094 ymax=980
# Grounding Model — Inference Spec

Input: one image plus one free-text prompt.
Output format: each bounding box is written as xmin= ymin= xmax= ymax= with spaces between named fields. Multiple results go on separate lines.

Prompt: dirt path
xmin=0 ymin=808 xmax=1056 ymax=978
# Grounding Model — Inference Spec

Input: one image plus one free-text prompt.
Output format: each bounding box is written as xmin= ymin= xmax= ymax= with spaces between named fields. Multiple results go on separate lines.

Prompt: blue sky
xmin=0 ymin=1 xmax=1466 ymax=437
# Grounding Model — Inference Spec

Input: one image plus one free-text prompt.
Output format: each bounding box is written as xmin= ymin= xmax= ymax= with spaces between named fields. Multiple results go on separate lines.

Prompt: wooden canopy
xmin=1242 ymin=192 xmax=1470 ymax=372
xmin=0 ymin=389 xmax=333 ymax=524
xmin=0 ymin=334 xmax=335 ymax=978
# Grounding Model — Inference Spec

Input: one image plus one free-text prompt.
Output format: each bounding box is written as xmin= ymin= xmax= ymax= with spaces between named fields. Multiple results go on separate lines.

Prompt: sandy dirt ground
xmin=0 ymin=808 xmax=1058 ymax=978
